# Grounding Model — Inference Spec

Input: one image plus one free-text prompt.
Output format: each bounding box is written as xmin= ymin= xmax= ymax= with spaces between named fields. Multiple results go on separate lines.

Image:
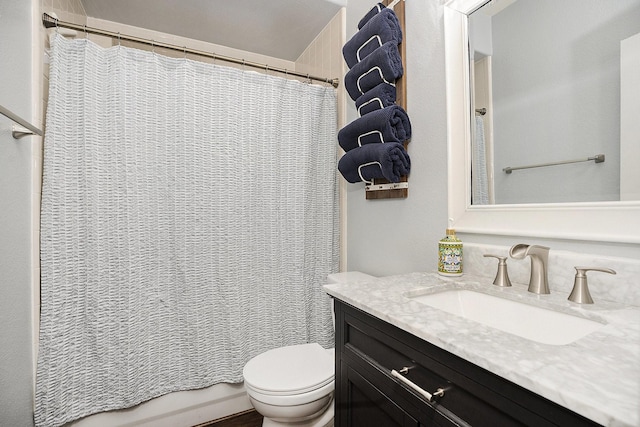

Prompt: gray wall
xmin=491 ymin=0 xmax=640 ymax=204
xmin=346 ymin=0 xmax=640 ymax=282
xmin=344 ymin=1 xmax=640 ymax=274
xmin=0 ymin=0 xmax=37 ymax=425
xmin=344 ymin=0 xmax=450 ymax=276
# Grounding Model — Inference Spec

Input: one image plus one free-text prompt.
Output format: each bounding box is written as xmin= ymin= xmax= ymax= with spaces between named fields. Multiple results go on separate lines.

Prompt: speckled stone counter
xmin=324 ymin=272 xmax=640 ymax=427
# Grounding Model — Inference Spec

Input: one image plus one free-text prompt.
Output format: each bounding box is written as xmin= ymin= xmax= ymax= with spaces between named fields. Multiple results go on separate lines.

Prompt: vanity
xmin=325 ymin=271 xmax=640 ymax=426
xmin=323 ymin=0 xmax=640 ymax=423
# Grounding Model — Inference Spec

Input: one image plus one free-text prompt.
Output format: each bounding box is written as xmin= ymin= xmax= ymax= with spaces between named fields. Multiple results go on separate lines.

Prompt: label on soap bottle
xmin=438 ymin=229 xmax=463 ymax=276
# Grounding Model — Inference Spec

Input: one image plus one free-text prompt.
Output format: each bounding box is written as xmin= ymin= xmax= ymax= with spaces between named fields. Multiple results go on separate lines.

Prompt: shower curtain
xmin=472 ymin=115 xmax=489 ymax=205
xmin=36 ymin=34 xmax=338 ymax=427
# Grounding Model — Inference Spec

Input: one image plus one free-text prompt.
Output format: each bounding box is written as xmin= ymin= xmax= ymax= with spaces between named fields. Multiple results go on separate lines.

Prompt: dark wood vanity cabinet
xmin=334 ymin=300 xmax=600 ymax=427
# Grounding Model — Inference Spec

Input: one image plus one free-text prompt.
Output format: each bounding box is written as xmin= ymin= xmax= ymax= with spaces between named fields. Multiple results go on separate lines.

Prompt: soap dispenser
xmin=438 ymin=220 xmax=463 ymax=276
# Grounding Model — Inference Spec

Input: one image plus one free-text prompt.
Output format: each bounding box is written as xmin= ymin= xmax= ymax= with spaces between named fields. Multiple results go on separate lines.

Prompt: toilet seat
xmin=243 ymin=343 xmax=334 ymax=397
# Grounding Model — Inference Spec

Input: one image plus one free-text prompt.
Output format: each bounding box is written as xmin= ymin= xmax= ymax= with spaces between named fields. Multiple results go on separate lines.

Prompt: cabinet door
xmin=339 ymin=361 xmax=419 ymax=427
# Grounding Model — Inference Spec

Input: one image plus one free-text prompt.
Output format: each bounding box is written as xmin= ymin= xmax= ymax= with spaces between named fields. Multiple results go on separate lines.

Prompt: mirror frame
xmin=444 ymin=0 xmax=640 ymax=244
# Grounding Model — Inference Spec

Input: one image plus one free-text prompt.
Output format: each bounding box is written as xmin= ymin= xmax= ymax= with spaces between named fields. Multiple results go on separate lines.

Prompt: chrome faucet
xmin=509 ymin=244 xmax=550 ymax=294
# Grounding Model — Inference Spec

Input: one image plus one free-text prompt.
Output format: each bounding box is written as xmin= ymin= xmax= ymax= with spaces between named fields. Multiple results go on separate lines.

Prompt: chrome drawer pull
xmin=391 ymin=368 xmax=445 ymax=402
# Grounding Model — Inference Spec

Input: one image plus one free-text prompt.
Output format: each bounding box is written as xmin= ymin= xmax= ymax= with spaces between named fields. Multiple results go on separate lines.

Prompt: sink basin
xmin=409 ymin=289 xmax=604 ymax=345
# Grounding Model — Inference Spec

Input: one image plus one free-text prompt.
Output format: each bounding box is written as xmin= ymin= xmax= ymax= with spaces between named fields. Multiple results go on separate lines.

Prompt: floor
xmin=194 ymin=409 xmax=263 ymax=427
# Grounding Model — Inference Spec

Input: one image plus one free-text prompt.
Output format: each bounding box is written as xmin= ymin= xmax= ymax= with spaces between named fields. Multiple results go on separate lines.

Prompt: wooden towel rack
xmin=366 ymin=0 xmax=408 ymax=199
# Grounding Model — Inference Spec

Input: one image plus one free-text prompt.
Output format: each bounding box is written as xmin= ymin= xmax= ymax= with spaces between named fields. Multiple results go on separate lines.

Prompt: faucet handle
xmin=484 ymin=254 xmax=512 ymax=287
xmin=568 ymin=266 xmax=617 ymax=304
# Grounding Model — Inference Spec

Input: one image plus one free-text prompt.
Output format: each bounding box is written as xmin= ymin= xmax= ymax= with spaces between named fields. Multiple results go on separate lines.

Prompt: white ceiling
xmin=79 ymin=0 xmax=345 ymax=61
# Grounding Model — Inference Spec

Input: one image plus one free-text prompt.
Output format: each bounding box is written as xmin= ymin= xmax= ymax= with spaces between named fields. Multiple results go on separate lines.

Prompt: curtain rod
xmin=42 ymin=13 xmax=339 ymax=88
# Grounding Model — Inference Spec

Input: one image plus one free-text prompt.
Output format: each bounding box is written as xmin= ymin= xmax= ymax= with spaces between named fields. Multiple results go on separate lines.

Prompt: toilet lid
xmin=243 ymin=343 xmax=334 ymax=395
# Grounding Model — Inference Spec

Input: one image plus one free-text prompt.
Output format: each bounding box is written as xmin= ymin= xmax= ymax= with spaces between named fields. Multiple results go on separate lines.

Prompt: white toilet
xmin=242 ymin=272 xmax=376 ymax=427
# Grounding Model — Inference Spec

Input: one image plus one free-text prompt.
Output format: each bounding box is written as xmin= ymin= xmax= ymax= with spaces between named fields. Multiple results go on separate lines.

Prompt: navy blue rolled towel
xmin=338 ymin=105 xmax=412 ymax=152
xmin=358 ymin=3 xmax=386 ymax=29
xmin=344 ymin=41 xmax=403 ymax=101
xmin=343 ymin=8 xmax=402 ymax=69
xmin=355 ymin=82 xmax=397 ymax=116
xmin=338 ymin=142 xmax=410 ymax=183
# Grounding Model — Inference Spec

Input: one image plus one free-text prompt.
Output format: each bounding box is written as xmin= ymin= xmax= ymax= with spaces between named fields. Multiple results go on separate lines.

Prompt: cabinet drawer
xmin=341 ymin=352 xmax=465 ymax=427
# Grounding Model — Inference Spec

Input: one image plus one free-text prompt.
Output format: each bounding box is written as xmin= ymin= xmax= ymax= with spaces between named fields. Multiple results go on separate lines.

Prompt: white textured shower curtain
xmin=36 ymin=35 xmax=338 ymax=427
xmin=472 ymin=116 xmax=489 ymax=205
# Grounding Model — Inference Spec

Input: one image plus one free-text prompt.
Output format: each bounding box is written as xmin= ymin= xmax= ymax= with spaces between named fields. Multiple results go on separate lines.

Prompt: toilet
xmin=242 ymin=272 xmax=376 ymax=427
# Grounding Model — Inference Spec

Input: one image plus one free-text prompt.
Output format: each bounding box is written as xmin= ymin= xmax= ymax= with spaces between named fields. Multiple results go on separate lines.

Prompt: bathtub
xmin=66 ymin=383 xmax=253 ymax=427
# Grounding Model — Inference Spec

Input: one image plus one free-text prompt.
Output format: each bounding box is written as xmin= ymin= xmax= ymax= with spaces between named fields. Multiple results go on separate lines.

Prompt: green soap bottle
xmin=438 ymin=227 xmax=463 ymax=276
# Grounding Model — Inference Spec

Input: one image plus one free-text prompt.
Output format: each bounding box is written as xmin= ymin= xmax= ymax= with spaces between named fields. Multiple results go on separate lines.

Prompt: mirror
xmin=467 ymin=0 xmax=640 ymax=205
xmin=444 ymin=0 xmax=640 ymax=243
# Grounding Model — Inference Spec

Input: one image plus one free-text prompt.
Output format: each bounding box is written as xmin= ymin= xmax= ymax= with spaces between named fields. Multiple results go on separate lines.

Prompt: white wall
xmin=0 ymin=0 xmax=40 ymax=425
xmin=344 ymin=0 xmax=450 ymax=275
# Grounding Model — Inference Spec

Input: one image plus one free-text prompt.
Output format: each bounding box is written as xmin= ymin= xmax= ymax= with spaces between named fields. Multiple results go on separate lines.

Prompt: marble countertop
xmin=324 ymin=272 xmax=640 ymax=427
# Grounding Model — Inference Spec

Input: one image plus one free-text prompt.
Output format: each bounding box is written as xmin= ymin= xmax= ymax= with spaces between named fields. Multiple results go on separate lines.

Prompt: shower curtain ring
xmin=183 ymin=46 xmax=187 ymax=59
xmin=117 ymin=32 xmax=121 ymax=46
xmin=242 ymin=59 xmax=246 ymax=71
xmin=84 ymin=24 xmax=88 ymax=39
